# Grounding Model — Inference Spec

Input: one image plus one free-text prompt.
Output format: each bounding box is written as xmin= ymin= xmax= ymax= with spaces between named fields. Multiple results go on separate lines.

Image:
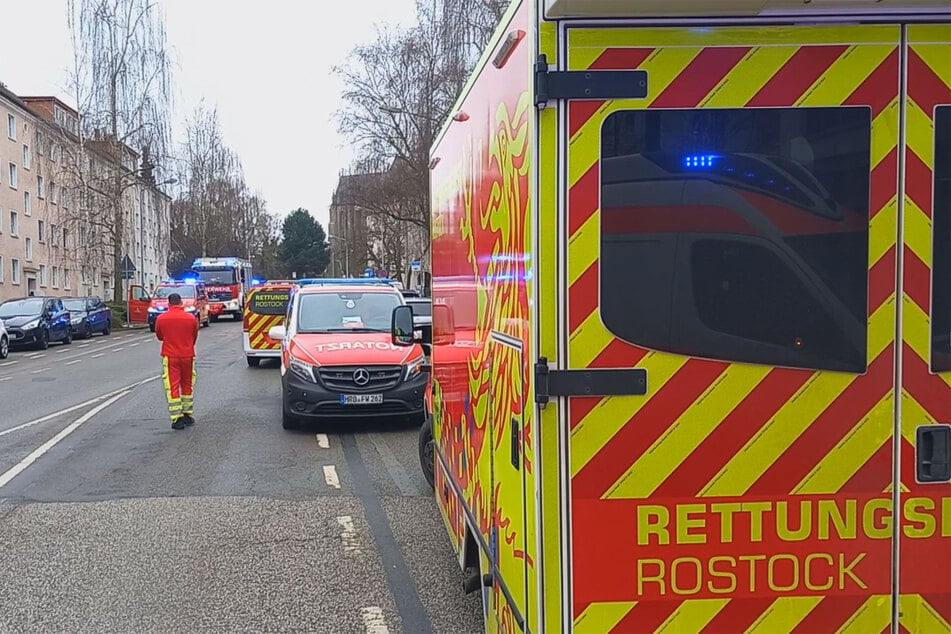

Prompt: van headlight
xmin=185 ymin=306 xmax=198 ymax=313
xmin=289 ymin=356 xmax=317 ymax=383
xmin=404 ymin=355 xmax=426 ymax=381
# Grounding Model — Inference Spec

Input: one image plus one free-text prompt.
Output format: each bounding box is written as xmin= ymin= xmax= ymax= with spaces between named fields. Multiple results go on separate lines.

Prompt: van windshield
xmin=154 ymin=285 xmax=196 ymax=299
xmin=297 ymin=291 xmax=401 ymax=332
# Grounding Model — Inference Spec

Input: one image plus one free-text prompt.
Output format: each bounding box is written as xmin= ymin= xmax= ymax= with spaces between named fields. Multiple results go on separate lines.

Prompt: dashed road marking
xmin=316 ymin=433 xmax=330 ymax=448
xmin=336 ymin=515 xmax=361 ymax=553
xmin=26 ymin=353 xmax=46 ymax=359
xmin=0 ymin=361 xmax=17 ymax=367
xmin=92 ymin=353 xmax=104 ymax=358
xmin=31 ymin=368 xmax=49 ymax=374
xmin=129 ymin=343 xmax=140 ymax=348
xmin=78 ymin=344 xmax=90 ymax=348
xmin=360 ymin=607 xmax=389 ymax=634
xmin=65 ymin=360 xmax=82 ymax=366
xmin=112 ymin=348 xmax=124 ymax=352
xmin=323 ymin=465 xmax=340 ymax=489
xmin=0 ymin=377 xmax=10 ymax=382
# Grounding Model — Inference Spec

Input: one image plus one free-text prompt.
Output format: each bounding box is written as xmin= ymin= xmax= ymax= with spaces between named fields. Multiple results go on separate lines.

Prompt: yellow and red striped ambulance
xmin=404 ymin=0 xmax=951 ymax=631
xmin=242 ymin=280 xmax=293 ymax=367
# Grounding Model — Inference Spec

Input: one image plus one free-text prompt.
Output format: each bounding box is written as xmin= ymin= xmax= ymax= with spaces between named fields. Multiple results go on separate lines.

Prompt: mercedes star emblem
xmin=353 ymin=368 xmax=370 ymax=386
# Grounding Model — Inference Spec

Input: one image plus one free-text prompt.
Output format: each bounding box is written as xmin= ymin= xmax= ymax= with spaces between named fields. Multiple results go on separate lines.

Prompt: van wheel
xmin=418 ymin=417 xmax=435 ymax=490
xmin=247 ymin=356 xmax=261 ymax=368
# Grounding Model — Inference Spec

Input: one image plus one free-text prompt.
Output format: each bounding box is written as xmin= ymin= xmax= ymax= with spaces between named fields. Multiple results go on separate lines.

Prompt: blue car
xmin=0 ymin=296 xmax=72 ymax=350
xmin=63 ymin=296 xmax=113 ymax=339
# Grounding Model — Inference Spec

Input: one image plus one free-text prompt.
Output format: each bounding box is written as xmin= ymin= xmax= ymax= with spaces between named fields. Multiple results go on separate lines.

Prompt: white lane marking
xmin=316 ymin=433 xmax=329 ymax=449
xmin=26 ymin=353 xmax=46 ymax=359
xmin=0 ymin=361 xmax=17 ymax=367
xmin=360 ymin=607 xmax=389 ymax=634
xmin=0 ymin=377 xmax=10 ymax=382
xmin=0 ymin=390 xmax=130 ymax=490
xmin=112 ymin=347 xmax=124 ymax=352
xmin=128 ymin=343 xmax=140 ymax=348
xmin=92 ymin=353 xmax=104 ymax=358
xmin=323 ymin=465 xmax=340 ymax=489
xmin=336 ymin=515 xmax=361 ymax=553
xmin=57 ymin=348 xmax=71 ymax=354
xmin=78 ymin=344 xmax=90 ymax=348
xmin=31 ymin=368 xmax=49 ymax=374
xmin=65 ymin=360 xmax=82 ymax=366
xmin=0 ymin=377 xmax=161 ymax=438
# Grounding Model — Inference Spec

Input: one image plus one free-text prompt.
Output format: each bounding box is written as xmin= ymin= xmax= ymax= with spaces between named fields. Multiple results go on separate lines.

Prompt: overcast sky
xmin=0 ymin=0 xmax=418 ymax=230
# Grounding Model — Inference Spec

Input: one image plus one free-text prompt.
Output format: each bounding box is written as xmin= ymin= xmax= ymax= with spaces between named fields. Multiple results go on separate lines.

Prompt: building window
xmin=51 ymin=182 xmax=58 ymax=205
xmin=23 ymin=145 xmax=31 ymax=170
xmin=8 ymin=163 xmax=16 ymax=189
xmin=37 ymin=175 xmax=45 ymax=198
xmin=23 ymin=191 xmax=31 ymax=216
xmin=62 ymin=227 xmax=69 ymax=248
xmin=64 ymin=268 xmax=71 ymax=289
xmin=38 ymin=219 xmax=46 ymax=242
xmin=7 ymin=114 xmax=15 ymax=140
xmin=9 ymin=211 xmax=19 ymax=236
xmin=62 ymin=188 xmax=69 ymax=209
xmin=11 ymin=258 xmax=20 ymax=284
xmin=0 ymin=256 xmax=4 ymax=283
xmin=51 ymin=224 xmax=58 ymax=247
xmin=52 ymin=266 xmax=59 ymax=288
xmin=39 ymin=264 xmax=47 ymax=286
xmin=25 ymin=237 xmax=33 ymax=261
xmin=599 ymin=106 xmax=871 ymax=373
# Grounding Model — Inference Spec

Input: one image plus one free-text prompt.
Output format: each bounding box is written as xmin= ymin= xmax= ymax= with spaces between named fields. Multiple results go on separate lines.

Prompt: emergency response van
xmin=147 ymin=280 xmax=211 ymax=331
xmin=270 ymin=279 xmax=428 ymax=430
xmin=389 ymin=1 xmax=951 ymax=632
xmin=243 ymin=280 xmax=293 ymax=367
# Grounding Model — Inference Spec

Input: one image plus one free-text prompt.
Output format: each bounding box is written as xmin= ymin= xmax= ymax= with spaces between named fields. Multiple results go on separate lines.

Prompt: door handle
xmin=916 ymin=425 xmax=951 ymax=483
xmin=511 ymin=417 xmax=520 ymax=471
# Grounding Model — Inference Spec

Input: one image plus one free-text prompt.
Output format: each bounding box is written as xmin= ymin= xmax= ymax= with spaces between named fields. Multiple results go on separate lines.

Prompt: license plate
xmin=339 ymin=394 xmax=383 ymax=405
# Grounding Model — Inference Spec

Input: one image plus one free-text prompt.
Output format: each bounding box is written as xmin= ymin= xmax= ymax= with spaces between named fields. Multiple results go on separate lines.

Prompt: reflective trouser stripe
xmin=163 ymin=356 xmax=195 ymax=421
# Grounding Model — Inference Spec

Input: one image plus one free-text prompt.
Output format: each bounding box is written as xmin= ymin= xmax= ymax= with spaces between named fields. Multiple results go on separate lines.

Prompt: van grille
xmin=318 ymin=365 xmax=402 ymax=392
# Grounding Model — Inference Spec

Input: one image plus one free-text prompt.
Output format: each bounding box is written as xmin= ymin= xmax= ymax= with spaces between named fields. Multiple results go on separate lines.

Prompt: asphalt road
xmin=0 ymin=320 xmax=482 ymax=633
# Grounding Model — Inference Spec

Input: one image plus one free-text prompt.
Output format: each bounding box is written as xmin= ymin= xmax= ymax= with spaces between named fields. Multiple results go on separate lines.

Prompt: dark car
xmin=63 ymin=296 xmax=113 ymax=339
xmin=0 ymin=296 xmax=72 ymax=350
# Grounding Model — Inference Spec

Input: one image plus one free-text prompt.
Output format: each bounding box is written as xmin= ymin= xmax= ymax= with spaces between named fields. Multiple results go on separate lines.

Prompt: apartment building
xmin=0 ymin=84 xmax=172 ymax=304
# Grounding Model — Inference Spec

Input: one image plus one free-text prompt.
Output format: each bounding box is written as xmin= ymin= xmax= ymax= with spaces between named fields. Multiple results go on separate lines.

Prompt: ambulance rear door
xmin=556 ymin=22 xmax=909 ymax=632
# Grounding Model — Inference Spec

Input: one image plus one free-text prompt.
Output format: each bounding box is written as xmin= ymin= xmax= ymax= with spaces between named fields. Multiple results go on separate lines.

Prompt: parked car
xmin=0 ymin=296 xmax=72 ymax=350
xmin=404 ymin=297 xmax=432 ymax=328
xmin=62 ymin=296 xmax=113 ymax=338
xmin=0 ymin=319 xmax=8 ymax=360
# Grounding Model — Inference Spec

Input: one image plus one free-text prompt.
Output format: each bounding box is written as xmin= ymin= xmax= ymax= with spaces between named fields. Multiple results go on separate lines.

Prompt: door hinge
xmin=534 ymin=53 xmax=648 ymax=108
xmin=534 ymin=357 xmax=647 ymax=404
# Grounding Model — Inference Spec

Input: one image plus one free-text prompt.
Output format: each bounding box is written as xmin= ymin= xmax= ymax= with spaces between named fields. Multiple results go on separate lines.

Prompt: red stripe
xmin=896 ymin=624 xmax=911 ymax=634
xmin=569 ymin=162 xmax=599 ymax=237
xmin=608 ymin=600 xmax=681 ymax=634
xmin=904 ymin=343 xmax=951 ymax=423
xmin=869 ymin=246 xmax=897 ymax=314
xmin=700 ymin=598 xmax=774 ymax=633
xmin=572 ymin=359 xmax=728 ymax=500
xmin=908 ymin=48 xmax=951 ymax=116
xmin=748 ymin=45 xmax=849 ymax=107
xmin=903 ymin=247 xmax=930 ymax=314
xmin=569 ymin=262 xmax=599 ymax=333
xmin=654 ymin=367 xmax=813 ymax=499
xmin=569 ymin=48 xmax=655 ymax=138
xmin=602 ymin=204 xmax=756 ymax=235
xmin=791 ymin=595 xmax=867 ymax=634
xmin=921 ymin=594 xmax=951 ymax=628
xmin=900 ymin=436 xmax=919 ymax=494
xmin=570 ymin=342 xmax=651 ymax=430
xmin=843 ymin=48 xmax=900 ymax=118
xmin=749 ymin=345 xmax=894 ymax=496
xmin=870 ymin=147 xmax=899 ymax=218
xmin=905 ymin=148 xmax=934 ymax=218
xmin=650 ymin=47 xmax=752 ymax=109
xmin=839 ymin=440 xmax=892 ymax=494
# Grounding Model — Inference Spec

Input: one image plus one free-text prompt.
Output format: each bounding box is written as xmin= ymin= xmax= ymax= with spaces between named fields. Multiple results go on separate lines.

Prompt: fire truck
xmin=190 ymin=257 xmax=253 ymax=321
xmin=389 ymin=1 xmax=951 ymax=632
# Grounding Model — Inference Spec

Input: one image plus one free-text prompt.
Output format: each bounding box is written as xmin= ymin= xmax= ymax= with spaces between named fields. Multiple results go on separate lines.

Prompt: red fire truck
xmin=190 ymin=257 xmax=253 ymax=322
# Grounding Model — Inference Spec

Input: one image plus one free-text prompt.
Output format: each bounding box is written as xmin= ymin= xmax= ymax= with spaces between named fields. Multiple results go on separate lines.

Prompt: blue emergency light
xmin=683 ymin=154 xmax=719 ymax=168
xmin=250 ymin=277 xmax=264 ymax=286
xmin=296 ymin=277 xmax=395 ymax=286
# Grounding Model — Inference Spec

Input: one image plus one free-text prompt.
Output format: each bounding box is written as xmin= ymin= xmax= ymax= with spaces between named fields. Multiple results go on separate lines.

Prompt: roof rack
xmin=295 ymin=277 xmax=396 ymax=286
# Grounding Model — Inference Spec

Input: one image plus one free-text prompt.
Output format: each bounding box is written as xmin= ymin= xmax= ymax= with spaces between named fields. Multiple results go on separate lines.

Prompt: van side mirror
xmin=391 ymin=305 xmax=417 ymax=347
xmin=268 ymin=325 xmax=287 ymax=341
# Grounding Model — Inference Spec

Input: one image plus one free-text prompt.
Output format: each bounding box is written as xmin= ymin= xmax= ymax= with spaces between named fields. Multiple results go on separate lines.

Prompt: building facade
xmin=0 ymin=83 xmax=171 ymax=304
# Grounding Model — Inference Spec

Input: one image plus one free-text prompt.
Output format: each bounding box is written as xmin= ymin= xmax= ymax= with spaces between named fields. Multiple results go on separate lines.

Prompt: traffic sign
xmin=411 ymin=260 xmax=421 ymax=272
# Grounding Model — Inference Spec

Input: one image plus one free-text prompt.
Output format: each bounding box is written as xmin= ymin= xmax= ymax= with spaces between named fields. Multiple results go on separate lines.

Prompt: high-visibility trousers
xmin=162 ymin=356 xmax=196 ymax=422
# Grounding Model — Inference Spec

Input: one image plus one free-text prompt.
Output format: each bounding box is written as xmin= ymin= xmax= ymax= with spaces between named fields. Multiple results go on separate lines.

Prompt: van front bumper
xmin=281 ymin=367 xmax=427 ymax=420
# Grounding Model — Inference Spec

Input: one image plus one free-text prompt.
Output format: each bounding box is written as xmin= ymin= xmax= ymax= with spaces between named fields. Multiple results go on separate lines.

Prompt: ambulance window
xmin=600 ymin=106 xmax=870 ymax=372
xmin=932 ymin=106 xmax=951 ymax=372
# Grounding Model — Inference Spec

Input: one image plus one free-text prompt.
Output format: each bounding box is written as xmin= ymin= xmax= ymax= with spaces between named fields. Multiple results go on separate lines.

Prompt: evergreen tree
xmin=279 ymin=209 xmax=330 ymax=277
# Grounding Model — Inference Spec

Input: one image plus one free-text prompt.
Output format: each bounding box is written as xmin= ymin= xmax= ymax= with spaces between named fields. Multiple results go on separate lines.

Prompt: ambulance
xmin=389 ymin=1 xmax=951 ymax=632
xmin=242 ymin=280 xmax=294 ymax=367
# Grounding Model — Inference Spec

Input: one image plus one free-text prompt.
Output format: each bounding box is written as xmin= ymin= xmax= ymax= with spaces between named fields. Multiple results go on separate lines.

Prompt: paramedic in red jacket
xmin=155 ymin=292 xmax=199 ymax=430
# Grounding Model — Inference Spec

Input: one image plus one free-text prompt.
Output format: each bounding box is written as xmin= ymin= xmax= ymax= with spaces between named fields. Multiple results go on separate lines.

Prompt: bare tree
xmin=60 ymin=0 xmax=173 ymax=298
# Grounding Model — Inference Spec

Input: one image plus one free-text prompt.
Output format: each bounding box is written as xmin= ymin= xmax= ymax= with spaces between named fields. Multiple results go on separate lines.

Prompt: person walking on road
xmin=155 ymin=292 xmax=199 ymax=430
